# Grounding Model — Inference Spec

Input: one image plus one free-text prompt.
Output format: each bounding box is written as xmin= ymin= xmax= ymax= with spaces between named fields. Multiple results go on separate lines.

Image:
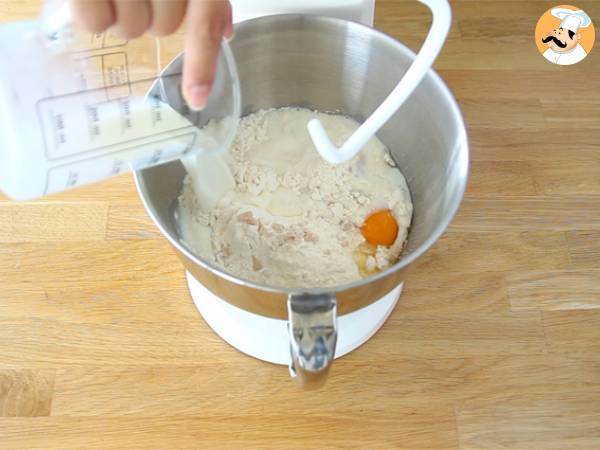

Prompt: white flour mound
xmin=178 ymin=107 xmax=412 ymax=288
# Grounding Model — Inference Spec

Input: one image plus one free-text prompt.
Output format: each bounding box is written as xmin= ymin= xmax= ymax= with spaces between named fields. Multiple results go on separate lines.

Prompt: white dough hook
xmin=308 ymin=0 xmax=451 ymax=164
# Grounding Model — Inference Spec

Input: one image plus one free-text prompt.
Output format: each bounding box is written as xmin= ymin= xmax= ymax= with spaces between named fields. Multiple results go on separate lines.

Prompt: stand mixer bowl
xmin=134 ymin=14 xmax=469 ymax=388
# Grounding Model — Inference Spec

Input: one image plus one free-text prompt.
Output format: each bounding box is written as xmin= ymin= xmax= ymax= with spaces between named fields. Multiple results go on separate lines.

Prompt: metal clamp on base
xmin=288 ymin=293 xmax=337 ymax=390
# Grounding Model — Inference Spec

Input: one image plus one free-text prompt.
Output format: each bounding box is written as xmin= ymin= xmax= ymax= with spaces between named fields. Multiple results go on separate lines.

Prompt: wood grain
xmin=542 ymin=99 xmax=600 ymax=129
xmin=375 ymin=311 xmax=546 ymax=358
xmin=466 ymin=161 xmax=539 ymax=196
xmin=442 ymin=70 xmax=600 ymax=100
xmin=0 ymin=202 xmax=108 ymax=242
xmin=398 ymin=272 xmax=509 ymax=314
xmin=48 ymin=356 xmax=600 ymax=418
xmin=508 ymin=270 xmax=600 ymax=311
xmin=456 ymin=393 xmax=600 ymax=450
xmin=412 ymin=231 xmax=571 ymax=273
xmin=567 ymin=231 xmax=600 ymax=269
xmin=0 ymin=370 xmax=54 ymax=417
xmin=0 ymin=319 xmax=233 ymax=368
xmin=106 ymin=204 xmax=161 ymax=240
xmin=543 ymin=310 xmax=600 ymax=359
xmin=1 ymin=0 xmax=600 ymax=449
xmin=0 ymin=240 xmax=181 ymax=285
xmin=0 ymin=414 xmax=459 ymax=450
xmin=532 ymin=160 xmax=600 ymax=195
xmin=460 ymin=97 xmax=546 ymax=129
xmin=467 ymin=128 xmax=600 ymax=163
xmin=450 ymin=197 xmax=600 ymax=232
xmin=0 ymin=279 xmax=198 ymax=324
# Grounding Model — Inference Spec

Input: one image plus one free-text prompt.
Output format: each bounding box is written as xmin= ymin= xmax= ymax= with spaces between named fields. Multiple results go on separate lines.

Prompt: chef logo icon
xmin=535 ymin=5 xmax=595 ymax=65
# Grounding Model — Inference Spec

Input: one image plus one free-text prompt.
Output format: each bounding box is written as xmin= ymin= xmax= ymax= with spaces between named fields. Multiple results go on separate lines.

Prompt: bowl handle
xmin=308 ymin=0 xmax=452 ymax=164
xmin=288 ymin=293 xmax=338 ymax=389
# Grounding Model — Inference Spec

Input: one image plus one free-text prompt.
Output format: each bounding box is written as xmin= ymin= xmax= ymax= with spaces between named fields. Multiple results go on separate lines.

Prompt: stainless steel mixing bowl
xmin=135 ymin=14 xmax=469 ymax=388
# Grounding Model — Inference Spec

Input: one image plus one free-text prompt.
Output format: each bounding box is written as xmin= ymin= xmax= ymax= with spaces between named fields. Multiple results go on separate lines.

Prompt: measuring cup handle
xmin=308 ymin=0 xmax=452 ymax=164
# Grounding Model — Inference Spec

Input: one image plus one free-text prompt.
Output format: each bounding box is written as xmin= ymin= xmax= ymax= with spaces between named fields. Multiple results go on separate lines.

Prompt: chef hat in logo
xmin=551 ymin=8 xmax=593 ymax=33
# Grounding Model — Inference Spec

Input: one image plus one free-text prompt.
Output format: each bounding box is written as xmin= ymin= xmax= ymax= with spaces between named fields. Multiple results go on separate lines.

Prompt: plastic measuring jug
xmin=0 ymin=3 xmax=240 ymax=200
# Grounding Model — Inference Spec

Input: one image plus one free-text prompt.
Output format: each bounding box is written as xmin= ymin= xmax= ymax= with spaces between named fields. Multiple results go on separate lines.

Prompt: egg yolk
xmin=360 ymin=209 xmax=398 ymax=247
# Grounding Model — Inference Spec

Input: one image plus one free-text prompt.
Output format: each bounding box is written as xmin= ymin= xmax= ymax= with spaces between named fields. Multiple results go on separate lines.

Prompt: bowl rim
xmin=134 ymin=13 xmax=470 ymax=295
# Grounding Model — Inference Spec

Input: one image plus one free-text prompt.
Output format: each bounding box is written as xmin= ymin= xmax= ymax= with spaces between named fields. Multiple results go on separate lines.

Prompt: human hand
xmin=70 ymin=0 xmax=234 ymax=110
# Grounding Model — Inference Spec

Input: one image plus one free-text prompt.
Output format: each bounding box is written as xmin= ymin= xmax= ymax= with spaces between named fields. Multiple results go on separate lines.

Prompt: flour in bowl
xmin=177 ymin=107 xmax=412 ymax=288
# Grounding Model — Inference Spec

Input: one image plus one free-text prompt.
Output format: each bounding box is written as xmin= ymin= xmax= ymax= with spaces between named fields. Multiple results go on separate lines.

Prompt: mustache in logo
xmin=542 ymin=35 xmax=567 ymax=48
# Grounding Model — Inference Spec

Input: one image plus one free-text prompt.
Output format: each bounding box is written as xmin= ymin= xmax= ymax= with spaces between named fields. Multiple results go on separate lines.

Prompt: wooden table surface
xmin=1 ymin=1 xmax=600 ymax=449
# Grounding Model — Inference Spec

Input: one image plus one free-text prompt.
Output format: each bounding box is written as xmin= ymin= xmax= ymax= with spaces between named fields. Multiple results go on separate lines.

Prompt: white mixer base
xmin=186 ymin=272 xmax=402 ymax=365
